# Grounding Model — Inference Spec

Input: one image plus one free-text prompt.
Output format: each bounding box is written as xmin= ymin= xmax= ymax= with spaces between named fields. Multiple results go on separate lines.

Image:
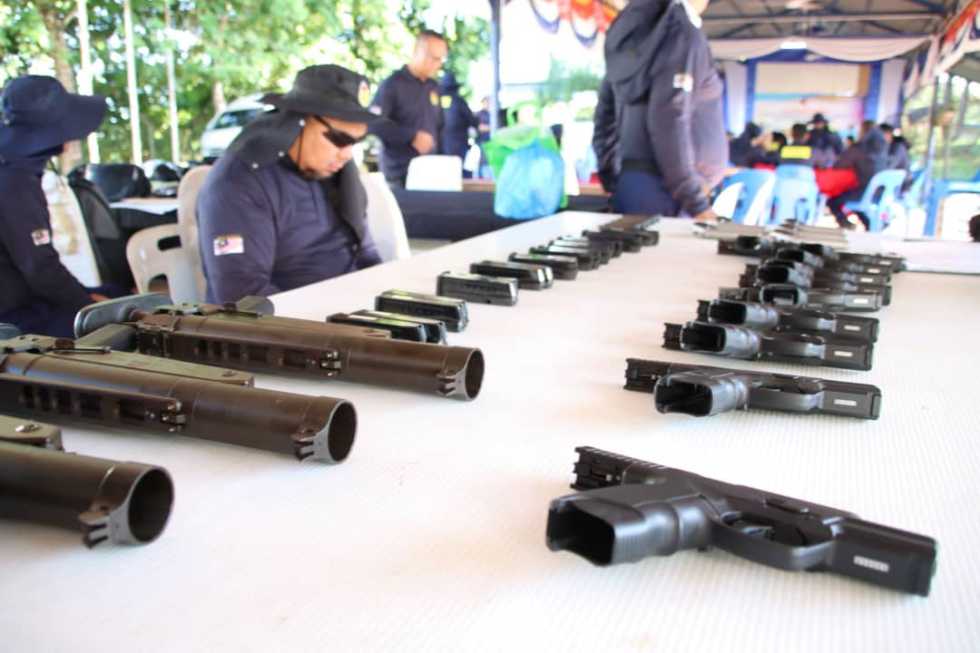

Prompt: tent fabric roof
xmin=701 ymin=0 xmax=959 ymax=40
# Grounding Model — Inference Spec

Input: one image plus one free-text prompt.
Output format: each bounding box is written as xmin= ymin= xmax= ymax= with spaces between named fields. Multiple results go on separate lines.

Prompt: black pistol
xmin=742 ymin=262 xmax=893 ymax=306
xmin=696 ymin=299 xmax=879 ymax=342
xmin=663 ymin=321 xmax=874 ymax=370
xmin=719 ymin=284 xmax=882 ymax=313
xmin=546 ymin=447 xmax=936 ymax=596
xmin=624 ymin=358 xmax=881 ymax=418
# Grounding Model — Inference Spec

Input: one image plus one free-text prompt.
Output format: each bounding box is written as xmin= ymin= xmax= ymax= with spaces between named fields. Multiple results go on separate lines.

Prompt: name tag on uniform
xmin=673 ymin=72 xmax=694 ymax=93
xmin=213 ymin=234 xmax=244 ymax=256
xmin=31 ymin=228 xmax=51 ymax=246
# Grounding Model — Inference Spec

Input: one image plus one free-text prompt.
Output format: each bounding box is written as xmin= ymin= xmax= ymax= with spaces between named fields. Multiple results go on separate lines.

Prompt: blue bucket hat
xmin=0 ymin=75 xmax=108 ymax=159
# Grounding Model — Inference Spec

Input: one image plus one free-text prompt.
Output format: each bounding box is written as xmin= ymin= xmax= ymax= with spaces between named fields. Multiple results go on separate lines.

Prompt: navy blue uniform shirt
xmin=197 ymin=151 xmax=381 ymax=304
xmin=0 ymin=157 xmax=92 ymax=318
xmin=369 ymin=66 xmax=444 ymax=182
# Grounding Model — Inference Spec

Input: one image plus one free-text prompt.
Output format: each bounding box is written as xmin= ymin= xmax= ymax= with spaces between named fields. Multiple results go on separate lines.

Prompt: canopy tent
xmin=718 ymin=48 xmax=913 ymax=135
xmin=904 ymin=0 xmax=980 ymax=95
xmin=700 ymin=0 xmax=954 ymax=40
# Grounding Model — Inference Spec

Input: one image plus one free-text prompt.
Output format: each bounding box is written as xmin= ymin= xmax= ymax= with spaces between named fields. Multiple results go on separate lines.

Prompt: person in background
xmin=438 ymin=71 xmax=479 ymax=177
xmin=789 ymin=123 xmax=809 ymax=147
xmin=879 ymin=123 xmax=910 ymax=172
xmin=196 ymin=64 xmax=382 ymax=304
xmin=598 ymin=0 xmax=725 ymax=221
xmin=729 ymin=122 xmax=763 ymax=167
xmin=475 ymin=96 xmax=492 ymax=145
xmin=0 ymin=75 xmax=111 ymax=337
xmin=827 ymin=119 xmax=888 ymax=229
xmin=369 ymin=29 xmax=448 ymax=189
xmin=779 ymin=123 xmax=815 ymax=165
xmin=808 ymin=112 xmax=844 ymax=167
xmin=764 ymin=131 xmax=787 ymax=164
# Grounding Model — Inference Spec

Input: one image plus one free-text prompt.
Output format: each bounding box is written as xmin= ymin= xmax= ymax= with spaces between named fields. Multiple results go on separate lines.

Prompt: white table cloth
xmin=2 ymin=215 xmax=977 ymax=651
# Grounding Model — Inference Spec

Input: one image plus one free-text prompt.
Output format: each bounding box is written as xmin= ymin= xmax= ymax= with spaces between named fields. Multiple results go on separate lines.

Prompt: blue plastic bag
xmin=493 ymin=141 xmax=565 ymax=219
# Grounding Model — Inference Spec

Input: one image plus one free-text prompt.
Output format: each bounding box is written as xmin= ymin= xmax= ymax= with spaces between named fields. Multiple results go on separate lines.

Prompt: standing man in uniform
xmin=196 ymin=64 xmax=382 ymax=304
xmin=596 ymin=0 xmax=726 ymax=221
xmin=369 ymin=30 xmax=448 ymax=189
xmin=0 ymin=75 xmax=109 ymax=337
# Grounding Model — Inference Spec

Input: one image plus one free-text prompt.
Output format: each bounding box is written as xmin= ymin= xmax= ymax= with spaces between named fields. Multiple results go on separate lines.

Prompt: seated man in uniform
xmin=197 ymin=64 xmax=383 ymax=304
xmin=0 ymin=75 xmax=109 ymax=337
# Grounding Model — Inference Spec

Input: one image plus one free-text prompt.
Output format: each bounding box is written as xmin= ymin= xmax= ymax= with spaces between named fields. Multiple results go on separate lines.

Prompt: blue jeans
xmin=612 ymin=169 xmax=679 ymax=215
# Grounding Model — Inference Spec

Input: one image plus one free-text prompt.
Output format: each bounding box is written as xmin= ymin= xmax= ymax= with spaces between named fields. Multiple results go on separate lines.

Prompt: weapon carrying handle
xmin=74 ymin=293 xmax=171 ymax=338
xmin=74 ymin=324 xmax=140 ymax=351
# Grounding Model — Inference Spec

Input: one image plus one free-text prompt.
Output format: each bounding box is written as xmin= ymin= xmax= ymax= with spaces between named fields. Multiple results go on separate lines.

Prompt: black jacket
xmin=197 ymin=111 xmax=380 ymax=303
xmin=602 ymin=0 xmax=726 ymax=215
xmin=592 ymin=78 xmax=620 ymax=192
xmin=369 ymin=66 xmax=444 ymax=180
xmin=836 ymin=127 xmax=889 ymax=190
xmin=0 ymin=153 xmax=92 ymax=315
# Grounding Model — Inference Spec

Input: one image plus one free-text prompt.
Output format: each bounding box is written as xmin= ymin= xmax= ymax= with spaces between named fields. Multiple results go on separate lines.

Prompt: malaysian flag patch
xmin=213 ymin=234 xmax=244 ymax=256
xmin=31 ymin=228 xmax=51 ymax=246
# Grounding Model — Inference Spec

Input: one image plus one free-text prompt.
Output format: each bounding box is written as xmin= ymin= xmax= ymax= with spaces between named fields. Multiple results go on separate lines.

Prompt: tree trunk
xmin=37 ymin=3 xmax=82 ymax=173
xmin=212 ymin=81 xmax=227 ymax=113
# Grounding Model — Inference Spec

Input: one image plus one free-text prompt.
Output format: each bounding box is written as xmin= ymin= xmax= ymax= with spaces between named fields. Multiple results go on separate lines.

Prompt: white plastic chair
xmin=405 ymin=155 xmax=463 ymax=191
xmin=42 ymin=170 xmax=102 ymax=287
xmin=126 ymin=224 xmax=201 ymax=303
xmin=362 ymin=171 xmax=411 ymax=261
xmin=712 ymin=182 xmax=743 ymax=220
xmin=176 ymin=165 xmax=212 ymax=300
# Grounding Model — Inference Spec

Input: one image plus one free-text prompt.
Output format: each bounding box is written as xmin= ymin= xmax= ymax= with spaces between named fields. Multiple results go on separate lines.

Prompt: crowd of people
xmin=728 ymin=114 xmax=912 ymax=228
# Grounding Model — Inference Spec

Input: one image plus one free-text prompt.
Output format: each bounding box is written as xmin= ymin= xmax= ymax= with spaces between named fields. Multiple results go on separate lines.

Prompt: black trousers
xmin=827 ymin=188 xmax=868 ymax=229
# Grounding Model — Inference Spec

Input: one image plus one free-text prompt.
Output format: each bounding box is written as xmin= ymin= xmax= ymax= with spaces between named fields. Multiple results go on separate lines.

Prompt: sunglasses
xmin=311 ymin=115 xmax=365 ymax=148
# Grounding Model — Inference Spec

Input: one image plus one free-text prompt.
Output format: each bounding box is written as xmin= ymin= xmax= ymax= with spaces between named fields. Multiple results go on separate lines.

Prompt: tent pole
xmin=489 ymin=0 xmax=502 ymax=134
xmin=123 ymin=0 xmax=143 ymax=165
xmin=921 ymin=76 xmax=942 ymax=237
xmin=163 ymin=0 xmax=181 ymax=163
xmin=76 ymin=0 xmax=100 ymax=163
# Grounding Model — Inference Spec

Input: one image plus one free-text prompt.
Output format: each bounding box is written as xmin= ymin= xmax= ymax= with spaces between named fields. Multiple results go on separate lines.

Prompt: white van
xmin=200 ymin=94 xmax=273 ymax=159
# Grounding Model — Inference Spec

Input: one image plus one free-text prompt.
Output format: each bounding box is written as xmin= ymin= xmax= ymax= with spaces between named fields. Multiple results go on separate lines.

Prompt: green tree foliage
xmin=0 ymin=0 xmax=490 ymax=162
xmin=903 ymin=76 xmax=980 ymax=181
xmin=539 ymin=57 xmax=601 ymax=107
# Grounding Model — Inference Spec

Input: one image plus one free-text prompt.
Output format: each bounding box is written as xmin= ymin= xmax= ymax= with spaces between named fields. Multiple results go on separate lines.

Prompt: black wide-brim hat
xmin=0 ymin=75 xmax=107 ymax=159
xmin=261 ymin=64 xmax=380 ymax=123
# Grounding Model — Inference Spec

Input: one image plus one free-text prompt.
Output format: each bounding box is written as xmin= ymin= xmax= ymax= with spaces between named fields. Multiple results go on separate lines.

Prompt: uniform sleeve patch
xmin=213 ymin=234 xmax=244 ymax=256
xmin=673 ymin=73 xmax=694 ymax=93
xmin=31 ymin=228 xmax=52 ymax=246
xmin=441 ymin=95 xmax=452 ymax=109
